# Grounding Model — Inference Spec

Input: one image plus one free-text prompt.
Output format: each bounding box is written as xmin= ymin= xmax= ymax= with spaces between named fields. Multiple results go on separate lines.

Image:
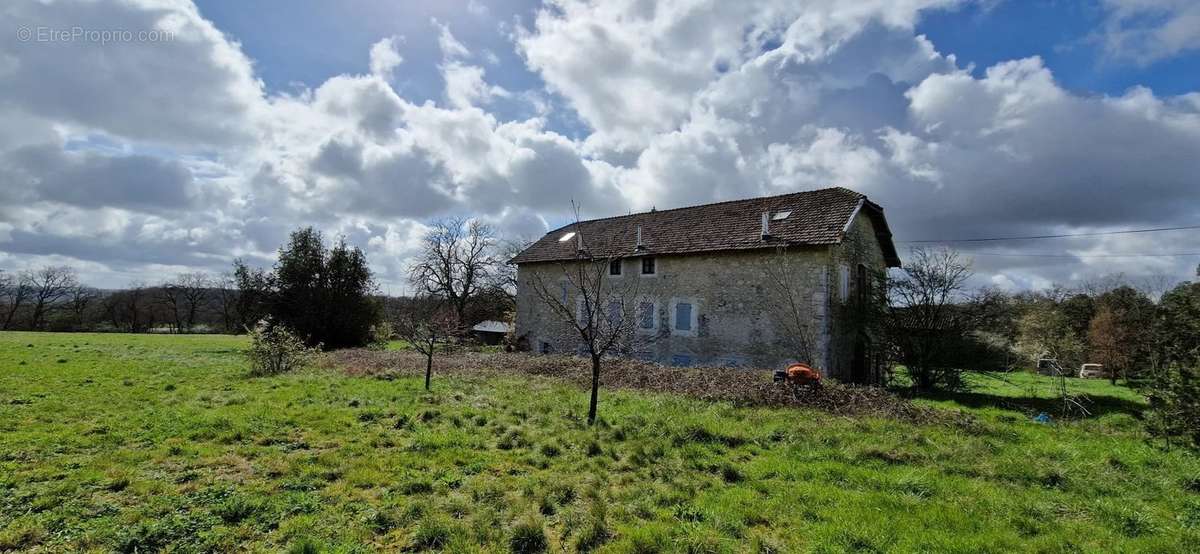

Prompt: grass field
xmin=2 ymin=332 xmax=1199 ymax=552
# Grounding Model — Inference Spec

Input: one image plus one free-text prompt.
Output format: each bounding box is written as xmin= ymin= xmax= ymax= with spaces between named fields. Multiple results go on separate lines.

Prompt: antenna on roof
xmin=761 ymin=212 xmax=771 ymax=240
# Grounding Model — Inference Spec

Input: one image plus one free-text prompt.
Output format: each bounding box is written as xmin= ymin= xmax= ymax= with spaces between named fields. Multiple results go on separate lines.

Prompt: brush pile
xmin=328 ymin=349 xmax=969 ymax=425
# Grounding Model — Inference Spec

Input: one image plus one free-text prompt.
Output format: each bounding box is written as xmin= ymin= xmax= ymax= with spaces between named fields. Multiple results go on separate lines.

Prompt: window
xmin=607 ymin=301 xmax=622 ymax=326
xmin=558 ymin=231 xmax=576 ymax=242
xmin=638 ymin=302 xmax=655 ymax=329
xmin=675 ymin=302 xmax=692 ymax=331
xmin=857 ymin=264 xmax=869 ymax=304
xmin=641 ymin=257 xmax=656 ymax=275
xmin=540 ymin=342 xmax=552 ymax=354
xmin=772 ymin=210 xmax=792 ymax=221
xmin=838 ymin=265 xmax=850 ymax=303
xmin=609 ymin=259 xmax=622 ymax=276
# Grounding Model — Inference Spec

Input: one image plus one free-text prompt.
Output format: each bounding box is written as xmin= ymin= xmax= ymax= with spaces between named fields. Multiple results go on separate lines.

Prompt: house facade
xmin=510 ymin=187 xmax=901 ymax=383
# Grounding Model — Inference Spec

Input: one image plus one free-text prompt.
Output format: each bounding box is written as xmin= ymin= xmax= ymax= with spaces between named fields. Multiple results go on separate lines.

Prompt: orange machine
xmin=785 ymin=363 xmax=821 ymax=386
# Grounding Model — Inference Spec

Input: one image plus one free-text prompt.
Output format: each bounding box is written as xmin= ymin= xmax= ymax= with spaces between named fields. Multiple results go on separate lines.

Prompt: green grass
xmin=907 ymin=369 xmax=1150 ymax=424
xmin=2 ymin=332 xmax=1199 ymax=552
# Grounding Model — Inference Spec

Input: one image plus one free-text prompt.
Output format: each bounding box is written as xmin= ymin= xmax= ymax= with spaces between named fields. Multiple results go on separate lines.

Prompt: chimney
xmin=636 ymin=225 xmax=644 ymax=250
xmin=761 ymin=212 xmax=771 ymax=239
xmin=576 ymin=230 xmax=584 ymax=253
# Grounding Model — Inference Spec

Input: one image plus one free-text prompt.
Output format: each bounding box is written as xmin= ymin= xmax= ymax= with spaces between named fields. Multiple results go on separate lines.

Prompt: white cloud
xmin=433 ymin=18 xmax=470 ymax=60
xmin=516 ymin=0 xmax=960 ymax=157
xmin=1098 ymin=0 xmax=1200 ymax=64
xmin=0 ymin=0 xmax=264 ymax=149
xmin=369 ymin=36 xmax=404 ymax=78
xmin=0 ymin=0 xmax=1198 ymax=292
xmin=443 ymin=62 xmax=510 ymax=108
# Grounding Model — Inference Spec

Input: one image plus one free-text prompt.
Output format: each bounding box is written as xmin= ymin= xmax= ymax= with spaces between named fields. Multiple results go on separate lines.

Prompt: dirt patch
xmin=326 ymin=350 xmax=972 ymax=426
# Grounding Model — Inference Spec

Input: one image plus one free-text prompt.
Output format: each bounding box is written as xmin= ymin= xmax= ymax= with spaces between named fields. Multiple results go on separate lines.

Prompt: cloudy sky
xmin=1 ymin=0 xmax=1198 ymax=292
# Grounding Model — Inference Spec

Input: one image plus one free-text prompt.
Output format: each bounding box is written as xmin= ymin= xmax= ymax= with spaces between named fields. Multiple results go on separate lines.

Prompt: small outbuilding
xmin=471 ymin=320 xmax=511 ymax=345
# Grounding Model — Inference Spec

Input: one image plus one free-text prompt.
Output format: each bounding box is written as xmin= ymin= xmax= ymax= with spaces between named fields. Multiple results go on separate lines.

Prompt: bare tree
xmin=886 ymin=248 xmax=974 ymax=391
xmin=175 ymin=272 xmax=212 ymax=332
xmin=110 ymin=282 xmax=149 ymax=332
xmin=1019 ymin=300 xmax=1090 ymax=415
xmin=390 ymin=295 xmax=461 ymax=390
xmin=527 ymin=213 xmax=654 ymax=425
xmin=214 ymin=272 xmax=240 ymax=333
xmin=157 ymin=283 xmax=185 ymax=333
xmin=66 ymin=285 xmax=101 ymax=330
xmin=410 ymin=218 xmax=498 ymax=326
xmin=0 ymin=270 xmax=29 ymax=330
xmin=25 ymin=266 xmax=79 ymax=330
xmin=494 ymin=236 xmax=535 ymax=303
xmin=762 ymin=247 xmax=822 ymax=366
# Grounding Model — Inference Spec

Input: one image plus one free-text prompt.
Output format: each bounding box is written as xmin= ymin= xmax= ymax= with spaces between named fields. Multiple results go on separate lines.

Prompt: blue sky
xmin=197 ymin=1 xmax=545 ymax=102
xmin=194 ymin=1 xmax=1200 ymax=99
xmin=917 ymin=1 xmax=1200 ymax=96
xmin=2 ymin=0 xmax=1199 ymax=290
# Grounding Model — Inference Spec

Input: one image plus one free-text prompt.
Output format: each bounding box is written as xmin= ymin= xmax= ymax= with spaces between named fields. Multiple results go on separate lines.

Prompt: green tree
xmin=233 ymin=260 xmax=274 ymax=331
xmin=321 ymin=239 xmax=381 ymax=349
xmin=1146 ymin=364 xmax=1200 ymax=449
xmin=1059 ymin=293 xmax=1095 ymax=344
xmin=1017 ymin=301 xmax=1084 ymax=371
xmin=235 ymin=227 xmax=381 ymax=349
xmin=1158 ymin=281 xmax=1200 ymax=367
xmin=1091 ymin=286 xmax=1156 ymax=383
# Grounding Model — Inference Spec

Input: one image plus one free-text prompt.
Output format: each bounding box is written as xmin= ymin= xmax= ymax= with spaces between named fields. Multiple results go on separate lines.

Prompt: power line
xmin=969 ymin=252 xmax=1200 ymax=259
xmin=900 ymin=224 xmax=1200 ymax=244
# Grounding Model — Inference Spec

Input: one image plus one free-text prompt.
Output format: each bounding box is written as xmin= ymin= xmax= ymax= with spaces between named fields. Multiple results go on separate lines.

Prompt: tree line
xmin=0 ymin=266 xmax=245 ymax=334
xmin=0 ymin=219 xmax=523 ymax=340
xmin=884 ymin=249 xmax=1200 ymax=392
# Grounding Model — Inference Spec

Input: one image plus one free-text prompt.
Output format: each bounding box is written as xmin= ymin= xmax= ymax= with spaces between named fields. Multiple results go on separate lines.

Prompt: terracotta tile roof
xmin=511 ymin=187 xmax=900 ymax=266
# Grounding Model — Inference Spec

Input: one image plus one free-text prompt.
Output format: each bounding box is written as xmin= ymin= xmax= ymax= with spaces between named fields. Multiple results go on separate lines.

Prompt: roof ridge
xmin=547 ymin=186 xmax=862 ymax=233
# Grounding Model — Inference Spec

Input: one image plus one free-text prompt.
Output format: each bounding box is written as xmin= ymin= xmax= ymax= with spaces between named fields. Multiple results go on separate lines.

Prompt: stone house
xmin=510 ymin=187 xmax=901 ymax=383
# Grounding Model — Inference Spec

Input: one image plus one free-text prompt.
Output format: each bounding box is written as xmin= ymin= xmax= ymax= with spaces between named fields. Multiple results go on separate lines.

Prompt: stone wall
xmin=824 ymin=211 xmax=890 ymax=381
xmin=514 ymin=211 xmax=887 ymax=380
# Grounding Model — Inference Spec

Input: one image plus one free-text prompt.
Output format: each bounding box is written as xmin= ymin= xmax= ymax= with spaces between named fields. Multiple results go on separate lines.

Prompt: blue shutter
xmin=675 ymin=302 xmax=692 ymax=331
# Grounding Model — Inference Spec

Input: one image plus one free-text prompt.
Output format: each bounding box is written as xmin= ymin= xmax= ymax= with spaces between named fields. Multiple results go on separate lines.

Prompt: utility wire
xmin=969 ymin=252 xmax=1200 ymax=259
xmin=899 ymin=224 xmax=1200 ymax=244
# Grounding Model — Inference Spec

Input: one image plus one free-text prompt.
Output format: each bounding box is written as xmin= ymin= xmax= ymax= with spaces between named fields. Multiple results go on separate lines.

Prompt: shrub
xmin=287 ymin=538 xmax=320 ymax=554
xmin=508 ymin=516 xmax=548 ymax=554
xmin=1145 ymin=364 xmax=1200 ymax=449
xmin=411 ymin=515 xmax=455 ymax=550
xmin=574 ymin=516 xmax=609 ymax=553
xmin=367 ymin=321 xmax=393 ymax=351
xmin=245 ymin=319 xmax=319 ymax=376
xmin=213 ymin=496 xmax=260 ymax=523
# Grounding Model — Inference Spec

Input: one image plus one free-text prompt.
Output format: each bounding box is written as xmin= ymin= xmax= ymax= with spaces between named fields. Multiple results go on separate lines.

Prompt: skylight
xmin=558 ymin=231 xmax=576 ymax=242
xmin=772 ymin=211 xmax=792 ymax=221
